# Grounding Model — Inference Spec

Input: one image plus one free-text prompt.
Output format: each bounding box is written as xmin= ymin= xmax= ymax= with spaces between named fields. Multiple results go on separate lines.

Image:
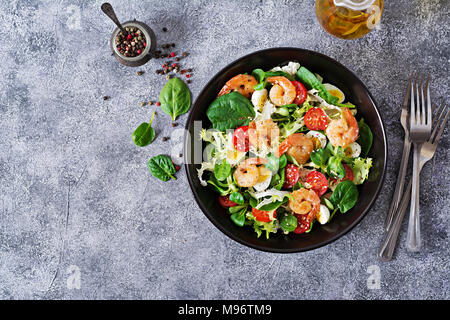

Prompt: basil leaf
xmin=252 ymin=68 xmax=265 ymax=83
xmin=357 ymin=118 xmax=373 ymax=157
xmin=265 ymin=70 xmax=295 ymax=81
xmin=330 ymin=180 xmax=359 ymax=213
xmin=132 ymin=111 xmax=156 ymax=147
xmin=327 ymin=156 xmax=345 ymax=179
xmin=265 ymin=153 xmax=287 ymax=172
xmin=273 ymin=169 xmax=285 ymax=191
xmin=214 ymin=159 xmax=231 ymax=181
xmin=259 ymin=197 xmax=289 ymax=211
xmin=147 ymin=154 xmax=176 ymax=182
xmin=159 ymin=77 xmax=191 ymax=121
xmin=310 ymin=147 xmax=331 ymax=168
xmin=229 ymin=205 xmax=246 ymax=214
xmin=207 ymin=176 xmax=229 ymax=196
xmin=296 ymin=66 xmax=338 ymax=104
xmin=206 ymin=92 xmax=255 ymax=131
xmin=252 ymin=69 xmax=294 ymax=90
xmin=323 ymin=198 xmax=334 ymax=210
xmin=230 ymin=208 xmax=246 ymax=227
xmin=280 ymin=214 xmax=297 ymax=232
xmin=229 ymin=192 xmax=244 ymax=205
xmin=249 ymin=196 xmax=258 ymax=208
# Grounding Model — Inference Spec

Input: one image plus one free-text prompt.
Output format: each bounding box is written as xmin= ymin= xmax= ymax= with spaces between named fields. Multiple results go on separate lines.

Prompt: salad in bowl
xmin=197 ymin=61 xmax=373 ymax=239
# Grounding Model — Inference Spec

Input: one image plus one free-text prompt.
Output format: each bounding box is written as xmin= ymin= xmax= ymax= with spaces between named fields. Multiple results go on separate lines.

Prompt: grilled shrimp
xmin=288 ymin=188 xmax=320 ymax=217
xmin=266 ymin=76 xmax=296 ymax=106
xmin=277 ymin=133 xmax=314 ymax=165
xmin=233 ymin=157 xmax=268 ymax=188
xmin=325 ymin=107 xmax=359 ymax=148
xmin=248 ymin=119 xmax=280 ymax=150
xmin=218 ymin=74 xmax=258 ymax=99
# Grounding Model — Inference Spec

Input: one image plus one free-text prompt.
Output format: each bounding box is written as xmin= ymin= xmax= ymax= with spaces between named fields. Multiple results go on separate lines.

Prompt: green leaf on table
xmin=159 ymin=77 xmax=191 ymax=121
xmin=132 ymin=111 xmax=156 ymax=147
xmin=147 ymin=154 xmax=176 ymax=182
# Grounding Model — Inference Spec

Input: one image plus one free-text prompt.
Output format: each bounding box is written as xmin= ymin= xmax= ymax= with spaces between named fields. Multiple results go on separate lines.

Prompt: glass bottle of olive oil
xmin=315 ymin=0 xmax=384 ymax=40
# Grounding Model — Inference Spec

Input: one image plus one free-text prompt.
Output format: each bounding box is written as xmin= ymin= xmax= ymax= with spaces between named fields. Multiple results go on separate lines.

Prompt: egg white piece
xmin=317 ymin=205 xmax=330 ymax=224
xmin=323 ymin=83 xmax=345 ymax=103
xmin=270 ymin=61 xmax=301 ymax=76
xmin=253 ymin=170 xmax=273 ymax=192
xmin=251 ymin=88 xmax=268 ymax=112
xmin=345 ymin=142 xmax=361 ymax=158
xmin=306 ymin=130 xmax=327 ymax=149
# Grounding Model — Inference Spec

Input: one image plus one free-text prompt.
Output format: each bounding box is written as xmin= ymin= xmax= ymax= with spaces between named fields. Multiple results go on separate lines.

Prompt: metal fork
xmin=384 ymin=73 xmax=414 ymax=232
xmin=406 ymin=75 xmax=432 ymax=252
xmin=378 ymin=106 xmax=449 ymax=261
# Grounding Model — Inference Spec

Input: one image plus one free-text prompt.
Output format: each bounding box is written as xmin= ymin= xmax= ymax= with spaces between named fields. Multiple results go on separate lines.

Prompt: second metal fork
xmin=406 ymin=75 xmax=432 ymax=252
xmin=378 ymin=106 xmax=449 ymax=261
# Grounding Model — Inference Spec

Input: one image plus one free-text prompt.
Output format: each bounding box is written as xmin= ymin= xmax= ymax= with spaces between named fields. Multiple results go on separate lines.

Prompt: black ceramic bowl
xmin=184 ymin=48 xmax=387 ymax=253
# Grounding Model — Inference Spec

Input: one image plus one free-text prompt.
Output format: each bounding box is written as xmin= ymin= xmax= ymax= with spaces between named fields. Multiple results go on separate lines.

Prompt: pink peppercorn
xmin=170 ymin=52 xmax=175 ymax=57
xmin=186 ymin=74 xmax=191 ymax=78
xmin=156 ymin=102 xmax=161 ymax=106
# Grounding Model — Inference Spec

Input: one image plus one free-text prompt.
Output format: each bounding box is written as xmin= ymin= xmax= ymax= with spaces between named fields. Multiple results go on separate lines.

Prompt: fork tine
xmin=431 ymin=107 xmax=449 ymax=145
xmin=410 ymin=74 xmax=416 ymax=125
xmin=430 ymin=105 xmax=445 ymax=141
xmin=425 ymin=76 xmax=432 ymax=126
xmin=420 ymin=75 xmax=426 ymax=125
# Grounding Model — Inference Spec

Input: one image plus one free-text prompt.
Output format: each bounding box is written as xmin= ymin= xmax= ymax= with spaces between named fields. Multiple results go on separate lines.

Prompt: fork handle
xmin=378 ymin=179 xmax=412 ymax=261
xmin=385 ymin=135 xmax=411 ymax=232
xmin=406 ymin=143 xmax=422 ymax=252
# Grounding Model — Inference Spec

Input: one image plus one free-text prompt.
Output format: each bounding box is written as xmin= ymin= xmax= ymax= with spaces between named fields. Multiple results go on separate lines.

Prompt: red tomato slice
xmin=283 ymin=164 xmax=300 ymax=189
xmin=304 ymin=108 xmax=328 ymax=131
xmin=293 ymin=214 xmax=311 ymax=234
xmin=342 ymin=163 xmax=354 ymax=182
xmin=291 ymin=81 xmax=307 ymax=105
xmin=252 ymin=208 xmax=276 ymax=223
xmin=232 ymin=126 xmax=249 ymax=152
xmin=218 ymin=195 xmax=238 ymax=207
xmin=305 ymin=171 xmax=328 ymax=196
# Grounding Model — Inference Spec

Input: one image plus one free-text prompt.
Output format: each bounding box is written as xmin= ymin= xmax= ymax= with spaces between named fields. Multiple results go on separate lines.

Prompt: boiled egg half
xmin=253 ymin=166 xmax=272 ymax=192
xmin=323 ymin=83 xmax=345 ymax=104
xmin=306 ymin=130 xmax=327 ymax=149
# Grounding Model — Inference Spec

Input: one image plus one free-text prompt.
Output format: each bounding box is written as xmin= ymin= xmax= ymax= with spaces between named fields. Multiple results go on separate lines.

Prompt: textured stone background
xmin=0 ymin=0 xmax=448 ymax=300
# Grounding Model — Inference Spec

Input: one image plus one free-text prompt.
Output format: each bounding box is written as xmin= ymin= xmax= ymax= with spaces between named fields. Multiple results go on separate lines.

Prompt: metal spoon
xmin=101 ymin=3 xmax=126 ymax=34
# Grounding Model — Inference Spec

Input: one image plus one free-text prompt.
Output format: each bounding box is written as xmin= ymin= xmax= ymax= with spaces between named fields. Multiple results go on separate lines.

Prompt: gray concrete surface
xmin=0 ymin=0 xmax=449 ymax=300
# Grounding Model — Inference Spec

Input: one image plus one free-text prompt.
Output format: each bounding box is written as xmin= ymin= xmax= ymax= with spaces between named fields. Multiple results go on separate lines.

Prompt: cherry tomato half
xmin=283 ymin=164 xmax=300 ymax=189
xmin=304 ymin=108 xmax=328 ymax=131
xmin=293 ymin=214 xmax=312 ymax=234
xmin=252 ymin=208 xmax=276 ymax=223
xmin=342 ymin=163 xmax=354 ymax=182
xmin=305 ymin=171 xmax=328 ymax=196
xmin=232 ymin=126 xmax=249 ymax=152
xmin=218 ymin=195 xmax=238 ymax=207
xmin=291 ymin=80 xmax=308 ymax=105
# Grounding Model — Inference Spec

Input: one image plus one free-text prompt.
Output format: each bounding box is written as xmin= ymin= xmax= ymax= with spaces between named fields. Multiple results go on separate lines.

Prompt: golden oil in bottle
xmin=315 ymin=0 xmax=384 ymax=40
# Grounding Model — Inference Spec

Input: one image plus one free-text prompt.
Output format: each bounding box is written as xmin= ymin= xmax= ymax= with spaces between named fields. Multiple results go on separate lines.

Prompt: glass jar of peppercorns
xmin=110 ymin=20 xmax=156 ymax=67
